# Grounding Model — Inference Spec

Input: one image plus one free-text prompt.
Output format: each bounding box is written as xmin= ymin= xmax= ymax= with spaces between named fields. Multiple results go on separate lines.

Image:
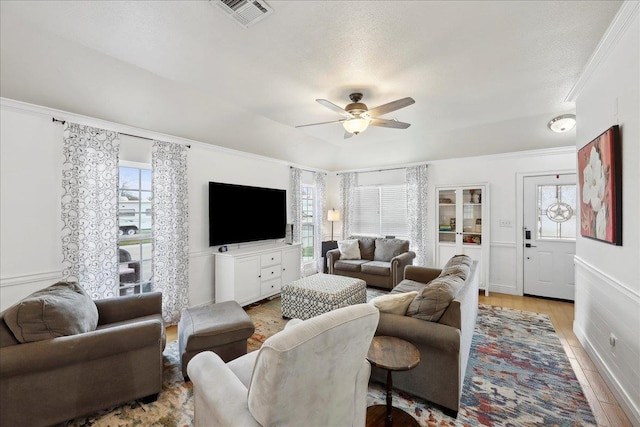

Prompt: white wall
xmin=325 ymin=148 xmax=576 ymax=295
xmin=0 ymin=100 xmax=294 ymax=310
xmin=187 ymin=145 xmax=290 ymax=306
xmin=0 ymin=107 xmax=64 ymax=307
xmin=573 ymin=3 xmax=639 ymax=423
xmin=426 ymin=150 xmax=576 ymax=294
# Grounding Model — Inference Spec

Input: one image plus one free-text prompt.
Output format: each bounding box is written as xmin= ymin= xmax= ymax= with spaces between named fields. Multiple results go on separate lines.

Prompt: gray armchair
xmin=0 ymin=288 xmax=165 ymax=427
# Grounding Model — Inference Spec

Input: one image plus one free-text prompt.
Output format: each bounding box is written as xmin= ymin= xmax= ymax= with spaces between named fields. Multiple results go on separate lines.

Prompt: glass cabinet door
xmin=438 ymin=189 xmax=457 ymax=243
xmin=462 ymin=187 xmax=482 ymax=246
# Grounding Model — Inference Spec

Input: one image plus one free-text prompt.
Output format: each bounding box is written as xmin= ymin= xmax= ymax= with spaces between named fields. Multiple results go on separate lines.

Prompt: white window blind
xmin=353 ymin=184 xmax=408 ymax=237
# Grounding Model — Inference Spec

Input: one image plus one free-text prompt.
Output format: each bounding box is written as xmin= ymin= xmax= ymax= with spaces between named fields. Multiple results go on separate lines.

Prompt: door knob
xmin=525 ymin=243 xmax=537 ymax=248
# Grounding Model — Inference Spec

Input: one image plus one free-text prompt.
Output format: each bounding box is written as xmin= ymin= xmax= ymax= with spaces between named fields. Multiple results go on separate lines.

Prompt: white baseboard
xmin=574 ymin=322 xmax=640 ymax=426
xmin=487 ymin=282 xmax=518 ymax=295
xmin=574 ymin=256 xmax=640 ymax=425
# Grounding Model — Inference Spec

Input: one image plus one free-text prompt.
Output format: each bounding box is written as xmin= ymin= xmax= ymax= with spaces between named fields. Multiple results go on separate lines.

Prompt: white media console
xmin=214 ymin=243 xmax=302 ymax=306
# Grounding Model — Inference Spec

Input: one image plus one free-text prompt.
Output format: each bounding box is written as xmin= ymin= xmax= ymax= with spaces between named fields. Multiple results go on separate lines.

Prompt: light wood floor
xmin=480 ymin=293 xmax=632 ymax=427
xmin=166 ymin=293 xmax=632 ymax=426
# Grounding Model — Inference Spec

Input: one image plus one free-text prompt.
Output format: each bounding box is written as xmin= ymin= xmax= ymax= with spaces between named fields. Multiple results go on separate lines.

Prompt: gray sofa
xmin=370 ymin=255 xmax=479 ymax=417
xmin=327 ymin=236 xmax=416 ymax=290
xmin=0 ymin=282 xmax=166 ymax=427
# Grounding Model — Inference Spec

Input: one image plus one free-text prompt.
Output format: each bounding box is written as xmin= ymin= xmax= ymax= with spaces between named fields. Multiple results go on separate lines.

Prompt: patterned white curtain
xmin=61 ymin=122 xmax=120 ymax=299
xmin=152 ymin=140 xmax=189 ymax=324
xmin=313 ymin=172 xmax=326 ymax=272
xmin=289 ymin=167 xmax=302 ymax=244
xmin=407 ymin=164 xmax=429 ymax=266
xmin=340 ymin=172 xmax=357 ymax=239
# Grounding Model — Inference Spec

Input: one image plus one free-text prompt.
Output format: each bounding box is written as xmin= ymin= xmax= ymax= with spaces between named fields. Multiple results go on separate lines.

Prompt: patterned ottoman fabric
xmin=281 ymin=274 xmax=367 ymax=320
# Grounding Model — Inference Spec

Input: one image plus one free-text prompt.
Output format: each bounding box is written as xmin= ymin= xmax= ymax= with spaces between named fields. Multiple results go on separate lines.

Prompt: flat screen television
xmin=209 ymin=182 xmax=286 ymax=246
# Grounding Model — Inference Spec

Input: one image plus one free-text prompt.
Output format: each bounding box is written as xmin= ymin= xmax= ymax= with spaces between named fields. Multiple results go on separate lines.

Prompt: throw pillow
xmin=338 ymin=239 xmax=361 ymax=260
xmin=349 ymin=236 xmax=376 ymax=260
xmin=3 ymin=281 xmax=99 ymax=343
xmin=373 ymin=238 xmax=410 ymax=262
xmin=369 ymin=291 xmax=419 ymax=315
xmin=406 ymin=274 xmax=465 ymax=322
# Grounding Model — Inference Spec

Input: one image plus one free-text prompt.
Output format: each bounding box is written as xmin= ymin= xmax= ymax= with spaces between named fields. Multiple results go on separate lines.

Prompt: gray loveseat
xmin=0 ymin=282 xmax=166 ymax=427
xmin=327 ymin=236 xmax=416 ymax=290
xmin=370 ymin=255 xmax=479 ymax=417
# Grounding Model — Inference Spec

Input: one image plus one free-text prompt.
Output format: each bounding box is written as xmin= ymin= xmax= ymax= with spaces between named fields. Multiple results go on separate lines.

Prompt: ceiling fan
xmin=296 ymin=93 xmax=415 ymax=139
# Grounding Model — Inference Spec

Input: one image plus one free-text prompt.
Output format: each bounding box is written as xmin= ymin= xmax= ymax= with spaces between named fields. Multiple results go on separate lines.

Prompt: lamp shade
xmin=342 ymin=117 xmax=370 ymax=135
xmin=327 ymin=209 xmax=340 ymax=222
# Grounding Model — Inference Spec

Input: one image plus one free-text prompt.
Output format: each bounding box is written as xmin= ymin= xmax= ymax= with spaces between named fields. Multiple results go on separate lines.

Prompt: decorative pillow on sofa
xmin=406 ymin=275 xmax=465 ymax=322
xmin=3 ymin=281 xmax=99 ymax=343
xmin=369 ymin=291 xmax=418 ymax=315
xmin=373 ymin=238 xmax=410 ymax=262
xmin=348 ymin=236 xmax=376 ymax=260
xmin=338 ymin=239 xmax=361 ymax=260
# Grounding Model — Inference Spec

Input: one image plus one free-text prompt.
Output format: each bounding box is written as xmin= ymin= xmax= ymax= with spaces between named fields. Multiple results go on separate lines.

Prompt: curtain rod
xmin=52 ymin=118 xmax=191 ymax=148
xmin=289 ymin=165 xmax=327 ymax=175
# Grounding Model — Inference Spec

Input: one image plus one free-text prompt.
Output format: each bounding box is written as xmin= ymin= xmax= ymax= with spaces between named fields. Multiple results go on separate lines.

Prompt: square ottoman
xmin=178 ymin=300 xmax=255 ymax=379
xmin=281 ymin=273 xmax=367 ymax=320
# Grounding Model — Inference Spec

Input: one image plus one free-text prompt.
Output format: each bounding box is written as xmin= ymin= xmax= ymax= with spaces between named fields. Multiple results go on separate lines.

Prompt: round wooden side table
xmin=366 ymin=336 xmax=421 ymax=427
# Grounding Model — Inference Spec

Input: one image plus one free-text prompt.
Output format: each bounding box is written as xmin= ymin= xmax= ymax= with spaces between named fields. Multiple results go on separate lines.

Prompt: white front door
xmin=523 ymin=174 xmax=577 ymax=300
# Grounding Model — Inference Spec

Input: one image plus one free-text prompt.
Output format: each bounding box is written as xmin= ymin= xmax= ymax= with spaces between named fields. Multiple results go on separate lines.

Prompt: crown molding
xmin=565 ymin=1 xmax=640 ymax=102
xmin=1 ymin=97 xmax=329 ymax=172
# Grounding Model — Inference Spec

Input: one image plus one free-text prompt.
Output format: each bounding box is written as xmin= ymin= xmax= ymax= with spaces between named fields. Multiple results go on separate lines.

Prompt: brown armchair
xmin=0 ymin=288 xmax=165 ymax=427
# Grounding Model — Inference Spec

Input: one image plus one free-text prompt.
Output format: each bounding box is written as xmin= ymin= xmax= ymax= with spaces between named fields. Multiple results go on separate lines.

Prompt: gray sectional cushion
xmin=406 ymin=274 xmax=465 ymax=322
xmin=3 ymin=281 xmax=99 ymax=343
xmin=442 ymin=254 xmax=472 ymax=271
xmin=390 ymin=279 xmax=427 ymax=295
xmin=334 ymin=259 xmax=368 ymax=272
xmin=374 ymin=238 xmax=410 ymax=262
xmin=360 ymin=260 xmax=391 ymax=276
xmin=440 ymin=254 xmax=472 ymax=281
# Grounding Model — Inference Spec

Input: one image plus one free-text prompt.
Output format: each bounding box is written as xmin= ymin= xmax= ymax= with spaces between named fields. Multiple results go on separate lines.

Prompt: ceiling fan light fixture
xmin=548 ymin=114 xmax=576 ymax=133
xmin=342 ymin=117 xmax=370 ymax=135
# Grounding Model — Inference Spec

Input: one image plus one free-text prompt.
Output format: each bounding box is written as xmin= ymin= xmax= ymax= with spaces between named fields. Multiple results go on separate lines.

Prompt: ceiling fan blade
xmin=344 ymin=130 xmax=354 ymax=139
xmin=295 ymin=119 xmax=346 ymax=128
xmin=367 ymin=97 xmax=415 ymax=118
xmin=316 ymin=99 xmax=353 ymax=118
xmin=370 ymin=118 xmax=411 ymax=129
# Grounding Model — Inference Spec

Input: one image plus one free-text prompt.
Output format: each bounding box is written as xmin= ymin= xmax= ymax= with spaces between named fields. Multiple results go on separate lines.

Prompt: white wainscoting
xmin=188 ymin=250 xmax=216 ymax=307
xmin=0 ymin=270 xmax=63 ymax=310
xmin=0 ymin=251 xmax=218 ymax=311
xmin=574 ymin=256 xmax=640 ymax=426
xmin=488 ymin=241 xmax=518 ymax=295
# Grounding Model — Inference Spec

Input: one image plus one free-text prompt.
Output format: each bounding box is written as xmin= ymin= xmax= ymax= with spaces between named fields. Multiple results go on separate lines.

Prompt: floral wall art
xmin=577 ymin=125 xmax=622 ymax=245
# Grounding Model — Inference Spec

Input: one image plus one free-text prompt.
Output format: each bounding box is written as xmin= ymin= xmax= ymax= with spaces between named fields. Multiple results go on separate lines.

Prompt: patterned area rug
xmin=64 ymin=293 xmax=595 ymax=426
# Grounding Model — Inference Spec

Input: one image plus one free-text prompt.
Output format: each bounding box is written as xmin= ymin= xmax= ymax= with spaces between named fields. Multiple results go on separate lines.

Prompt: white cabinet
xmin=436 ymin=185 xmax=490 ymax=295
xmin=281 ymin=245 xmax=301 ymax=286
xmin=215 ymin=243 xmax=301 ymax=306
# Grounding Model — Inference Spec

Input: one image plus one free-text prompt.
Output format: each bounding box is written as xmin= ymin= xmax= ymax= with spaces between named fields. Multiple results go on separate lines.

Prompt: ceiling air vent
xmin=211 ymin=0 xmax=273 ymax=28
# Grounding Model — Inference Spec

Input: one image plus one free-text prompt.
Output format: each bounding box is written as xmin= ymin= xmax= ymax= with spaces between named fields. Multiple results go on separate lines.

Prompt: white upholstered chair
xmin=187 ymin=303 xmax=379 ymax=427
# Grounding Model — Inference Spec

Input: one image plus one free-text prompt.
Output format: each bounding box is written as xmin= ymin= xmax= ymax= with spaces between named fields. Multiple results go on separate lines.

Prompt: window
xmin=301 ymin=184 xmax=315 ymax=262
xmin=118 ymin=166 xmax=153 ymax=296
xmin=352 ymin=184 xmax=408 ymax=237
xmin=537 ymin=184 xmax=577 ymax=240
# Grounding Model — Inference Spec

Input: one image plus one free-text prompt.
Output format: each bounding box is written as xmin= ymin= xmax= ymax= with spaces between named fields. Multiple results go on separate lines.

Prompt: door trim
xmin=515 ymin=169 xmax=576 ymax=296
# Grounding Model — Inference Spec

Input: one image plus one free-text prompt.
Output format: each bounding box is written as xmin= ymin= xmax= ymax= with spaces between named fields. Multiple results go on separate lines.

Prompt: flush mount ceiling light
xmin=548 ymin=114 xmax=576 ymax=133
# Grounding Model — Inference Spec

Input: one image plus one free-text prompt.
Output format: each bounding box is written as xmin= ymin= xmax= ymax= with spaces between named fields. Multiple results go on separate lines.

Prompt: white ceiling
xmin=0 ymin=1 xmax=622 ymax=171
